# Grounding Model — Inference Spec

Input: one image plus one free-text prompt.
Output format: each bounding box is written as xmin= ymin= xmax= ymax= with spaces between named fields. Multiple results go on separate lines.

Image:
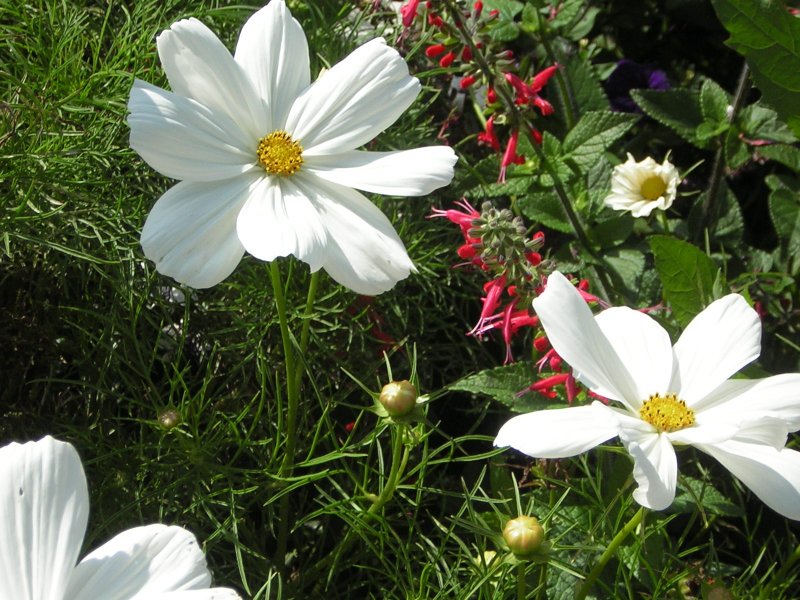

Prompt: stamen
xmin=639 ymin=393 xmax=695 ymax=432
xmin=257 ymin=131 xmax=303 ymax=176
xmin=640 ymin=175 xmax=667 ymax=201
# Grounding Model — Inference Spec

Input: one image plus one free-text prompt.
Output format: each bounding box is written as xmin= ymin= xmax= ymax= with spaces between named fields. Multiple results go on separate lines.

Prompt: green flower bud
xmin=503 ymin=515 xmax=545 ymax=558
xmin=158 ymin=408 xmax=180 ymax=430
xmin=379 ymin=380 xmax=418 ymax=417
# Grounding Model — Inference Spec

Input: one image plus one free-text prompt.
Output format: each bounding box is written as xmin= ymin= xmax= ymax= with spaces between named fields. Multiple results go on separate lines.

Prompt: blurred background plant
xmin=1 ymin=0 xmax=798 ymax=598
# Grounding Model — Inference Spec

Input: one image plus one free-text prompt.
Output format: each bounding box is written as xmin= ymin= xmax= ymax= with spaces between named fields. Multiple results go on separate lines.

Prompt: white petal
xmin=156 ymin=18 xmax=266 ymax=135
xmin=66 ymin=525 xmax=216 ymax=600
xmin=695 ymin=440 xmax=800 ymax=520
xmin=234 ymin=0 xmax=310 ymax=130
xmin=141 ymin=178 xmax=251 ymax=288
xmin=670 ymin=294 xmax=761 ymax=404
xmin=297 ymin=175 xmax=414 ymax=295
xmin=235 ymin=176 xmax=327 ymax=271
xmin=666 ymin=421 xmax=739 ymax=446
xmin=594 ymin=306 xmax=674 ymax=408
xmin=137 ymin=591 xmax=241 ymax=600
xmin=286 ymin=38 xmax=420 ymax=155
xmin=694 ymin=374 xmax=800 ymax=431
xmin=304 ymin=147 xmax=457 ymax=196
xmin=532 ymin=271 xmax=639 ymax=408
xmin=619 ymin=428 xmax=677 ymax=510
xmin=494 ymin=402 xmax=621 ymax=458
xmin=128 ymin=81 xmax=256 ymax=182
xmin=0 ymin=436 xmax=88 ymax=600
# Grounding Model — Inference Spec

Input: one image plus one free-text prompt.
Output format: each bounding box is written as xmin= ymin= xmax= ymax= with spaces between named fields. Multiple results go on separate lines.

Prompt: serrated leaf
xmin=560 ymin=55 xmax=609 ymax=113
xmin=520 ymin=3 xmax=540 ymax=33
xmin=605 ymin=248 xmax=645 ymax=296
xmin=710 ymin=0 xmax=800 ymax=137
xmin=648 ymin=235 xmax=719 ymax=327
xmin=468 ymin=175 xmax=532 ymax=199
xmin=724 ymin=126 xmax=750 ymax=170
xmin=562 ymin=111 xmax=637 ymax=171
xmin=738 ymin=102 xmax=798 ymax=144
xmin=769 ymin=187 xmax=800 ymax=255
xmin=489 ymin=20 xmax=520 ymax=41
xmin=672 ymin=476 xmax=744 ymax=517
xmin=757 ymin=143 xmax=800 ymax=171
xmin=631 ymin=89 xmax=707 ymax=148
xmin=700 ymin=78 xmax=730 ymax=123
xmin=483 ymin=0 xmax=523 ymax=19
xmin=518 ymin=191 xmax=573 ymax=233
xmin=449 ymin=362 xmax=568 ymax=413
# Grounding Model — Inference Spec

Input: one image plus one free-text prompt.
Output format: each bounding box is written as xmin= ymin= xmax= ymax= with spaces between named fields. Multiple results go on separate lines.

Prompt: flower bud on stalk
xmin=379 ymin=380 xmax=418 ymax=417
xmin=503 ymin=515 xmax=545 ymax=558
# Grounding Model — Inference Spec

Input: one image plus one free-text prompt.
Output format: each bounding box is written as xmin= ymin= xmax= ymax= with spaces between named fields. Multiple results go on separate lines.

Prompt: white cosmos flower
xmin=603 ymin=154 xmax=679 ymax=217
xmin=494 ymin=271 xmax=800 ymax=518
xmin=0 ymin=436 xmax=240 ymax=600
xmin=128 ymin=0 xmax=457 ymax=295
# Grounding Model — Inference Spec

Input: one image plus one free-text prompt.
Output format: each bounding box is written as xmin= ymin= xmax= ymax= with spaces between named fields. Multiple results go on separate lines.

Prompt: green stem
xmin=270 ymin=261 xmax=300 ymax=575
xmin=368 ymin=426 xmax=410 ymax=515
xmin=574 ymin=506 xmax=646 ymax=600
xmin=517 ymin=562 xmax=527 ymax=600
xmin=698 ymin=61 xmax=750 ymax=238
xmin=292 ymin=270 xmax=320 ymax=405
xmin=757 ymin=542 xmax=800 ymax=600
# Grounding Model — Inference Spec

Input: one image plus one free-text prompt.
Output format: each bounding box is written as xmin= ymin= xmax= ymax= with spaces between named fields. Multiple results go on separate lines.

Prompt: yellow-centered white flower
xmin=603 ymin=154 xmax=679 ymax=217
xmin=0 ymin=436 xmax=240 ymax=599
xmin=495 ymin=271 xmax=800 ymax=518
xmin=128 ymin=0 xmax=457 ymax=294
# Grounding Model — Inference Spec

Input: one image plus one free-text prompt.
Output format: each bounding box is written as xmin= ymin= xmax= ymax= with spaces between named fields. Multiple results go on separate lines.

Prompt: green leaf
xmin=700 ymin=78 xmax=730 ymax=123
xmin=489 ymin=20 xmax=520 ymax=41
xmin=648 ymin=235 xmax=719 ymax=327
xmin=589 ymin=215 xmax=633 ymax=248
xmin=483 ymin=0 xmax=523 ymax=19
xmin=518 ymin=191 xmax=573 ymax=233
xmin=769 ymin=187 xmax=800 ymax=255
xmin=631 ymin=89 xmax=707 ymax=147
xmin=738 ymin=102 xmax=798 ymax=144
xmin=672 ymin=475 xmax=744 ymax=517
xmin=757 ymin=143 xmax=800 ymax=171
xmin=560 ymin=54 xmax=609 ymax=113
xmin=710 ymin=0 xmax=800 ymax=137
xmin=449 ymin=362 xmax=568 ymax=413
xmin=605 ymin=248 xmax=646 ymax=296
xmin=562 ymin=111 xmax=638 ymax=171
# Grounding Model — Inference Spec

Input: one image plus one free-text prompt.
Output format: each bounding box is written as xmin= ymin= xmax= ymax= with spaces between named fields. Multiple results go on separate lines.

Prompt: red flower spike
xmin=426 ymin=44 xmax=446 ymax=58
xmin=477 ymin=115 xmax=501 ymax=152
xmin=460 ymin=75 xmax=477 ymax=89
xmin=533 ymin=335 xmax=550 ymax=352
xmin=439 ymin=51 xmax=456 ymax=68
xmin=399 ymin=0 xmax=421 ymax=27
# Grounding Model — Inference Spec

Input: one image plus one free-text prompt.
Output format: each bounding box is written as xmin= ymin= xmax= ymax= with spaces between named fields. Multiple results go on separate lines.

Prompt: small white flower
xmin=603 ymin=154 xmax=679 ymax=217
xmin=0 ymin=436 xmax=240 ymax=599
xmin=128 ymin=0 xmax=457 ymax=295
xmin=495 ymin=271 xmax=800 ymax=518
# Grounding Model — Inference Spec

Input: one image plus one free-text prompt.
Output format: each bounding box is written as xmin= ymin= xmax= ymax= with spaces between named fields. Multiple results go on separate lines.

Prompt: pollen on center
xmin=639 ymin=393 xmax=695 ymax=433
xmin=640 ymin=175 xmax=667 ymax=201
xmin=257 ymin=130 xmax=303 ymax=176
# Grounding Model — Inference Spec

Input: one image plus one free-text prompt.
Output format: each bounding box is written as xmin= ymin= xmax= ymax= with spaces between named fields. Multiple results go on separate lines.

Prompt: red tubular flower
xmin=425 ymin=43 xmax=446 ymax=58
xmin=531 ymin=127 xmax=543 ymax=145
xmin=486 ymin=87 xmax=497 ymax=104
xmin=460 ymin=75 xmax=477 ymax=89
xmin=474 ymin=0 xmax=483 ymax=17
xmin=428 ymin=13 xmax=444 ymax=27
xmin=430 ymin=198 xmax=480 ymax=238
xmin=499 ymin=129 xmax=521 ymax=182
xmin=530 ymin=65 xmax=559 ymax=92
xmin=461 ymin=46 xmax=473 ymax=62
xmin=469 ymin=274 xmax=507 ymax=336
xmin=439 ymin=51 xmax=456 ymax=68
xmin=504 ymin=72 xmax=529 ymax=104
xmin=533 ymin=335 xmax=550 ymax=352
xmin=533 ymin=96 xmax=554 ymax=116
xmin=520 ymin=373 xmax=570 ymax=397
xmin=399 ymin=0 xmax=421 ymax=27
xmin=477 ymin=115 xmax=501 ymax=152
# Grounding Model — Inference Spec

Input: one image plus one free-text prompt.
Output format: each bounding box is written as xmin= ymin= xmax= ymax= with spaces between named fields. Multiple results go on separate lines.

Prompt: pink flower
xmin=400 ymin=0 xmax=421 ymax=27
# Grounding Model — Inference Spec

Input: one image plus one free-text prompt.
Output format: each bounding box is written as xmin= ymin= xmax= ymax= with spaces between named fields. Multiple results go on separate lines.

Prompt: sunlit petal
xmin=494 ymin=403 xmax=621 ymax=458
xmin=0 ymin=436 xmax=88 ymax=600
xmin=620 ymin=428 xmax=677 ymax=510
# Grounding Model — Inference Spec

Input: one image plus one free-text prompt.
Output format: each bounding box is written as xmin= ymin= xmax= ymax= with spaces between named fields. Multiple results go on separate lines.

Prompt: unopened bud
xmin=503 ymin=516 xmax=545 ymax=558
xmin=379 ymin=380 xmax=418 ymax=417
xmin=158 ymin=408 xmax=180 ymax=430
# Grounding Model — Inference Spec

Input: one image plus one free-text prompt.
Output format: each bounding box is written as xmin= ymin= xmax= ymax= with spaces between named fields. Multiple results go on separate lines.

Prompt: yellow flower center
xmin=639 ymin=393 xmax=695 ymax=432
xmin=640 ymin=175 xmax=667 ymax=201
xmin=257 ymin=130 xmax=303 ymax=176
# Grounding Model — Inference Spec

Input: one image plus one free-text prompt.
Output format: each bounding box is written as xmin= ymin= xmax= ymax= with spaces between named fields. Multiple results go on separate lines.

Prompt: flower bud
xmin=158 ymin=408 xmax=180 ymax=430
xmin=379 ymin=380 xmax=418 ymax=417
xmin=503 ymin=516 xmax=545 ymax=558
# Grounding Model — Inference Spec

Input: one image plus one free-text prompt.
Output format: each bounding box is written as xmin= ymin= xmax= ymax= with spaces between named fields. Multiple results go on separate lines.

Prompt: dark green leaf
xmin=648 ymin=235 xmax=719 ymax=327
xmin=758 ymin=143 xmax=800 ymax=171
xmin=737 ymin=102 xmax=798 ymax=144
xmin=631 ymin=89 xmax=707 ymax=148
xmin=700 ymin=78 xmax=730 ymax=124
xmin=769 ymin=187 xmax=800 ymax=255
xmin=518 ymin=191 xmax=574 ymax=233
xmin=672 ymin=475 xmax=744 ymax=517
xmin=449 ymin=362 xmax=568 ymax=413
xmin=562 ymin=111 xmax=638 ymax=171
xmin=711 ymin=0 xmax=800 ymax=137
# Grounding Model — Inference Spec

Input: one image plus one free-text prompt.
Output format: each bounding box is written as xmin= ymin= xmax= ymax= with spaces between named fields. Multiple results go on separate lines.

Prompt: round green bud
xmin=503 ymin=515 xmax=545 ymax=558
xmin=158 ymin=408 xmax=180 ymax=430
xmin=379 ymin=380 xmax=418 ymax=417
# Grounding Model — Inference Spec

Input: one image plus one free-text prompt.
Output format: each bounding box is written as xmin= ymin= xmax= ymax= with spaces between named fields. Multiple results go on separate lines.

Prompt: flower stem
xmin=574 ymin=506 xmax=646 ymax=600
xmin=757 ymin=541 xmax=800 ymax=600
xmin=368 ymin=426 xmax=410 ymax=516
xmin=516 ymin=563 xmax=526 ymax=600
xmin=698 ymin=61 xmax=750 ymax=238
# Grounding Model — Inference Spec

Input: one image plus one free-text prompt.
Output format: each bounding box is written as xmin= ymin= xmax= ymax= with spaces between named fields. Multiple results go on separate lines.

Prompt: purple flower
xmin=605 ymin=59 xmax=670 ymax=112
